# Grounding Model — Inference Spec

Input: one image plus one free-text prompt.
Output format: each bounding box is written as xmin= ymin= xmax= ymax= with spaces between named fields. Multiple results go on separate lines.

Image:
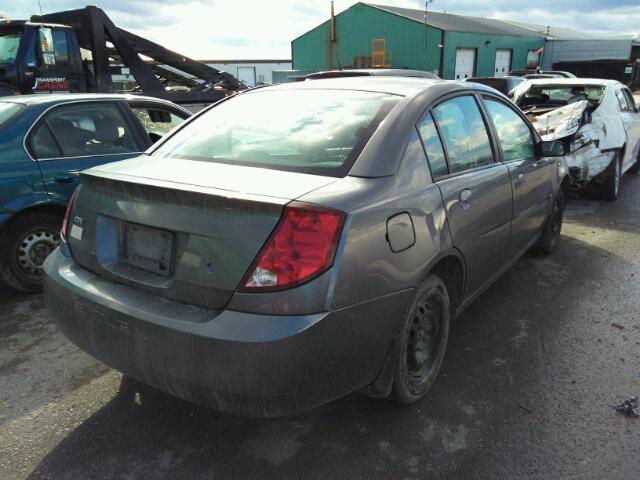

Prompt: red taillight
xmin=239 ymin=202 xmax=345 ymax=292
xmin=61 ymin=187 xmax=79 ymax=241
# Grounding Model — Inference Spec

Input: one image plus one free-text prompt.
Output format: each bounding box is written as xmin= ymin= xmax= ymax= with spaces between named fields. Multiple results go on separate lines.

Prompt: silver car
xmin=44 ymin=78 xmax=570 ymax=416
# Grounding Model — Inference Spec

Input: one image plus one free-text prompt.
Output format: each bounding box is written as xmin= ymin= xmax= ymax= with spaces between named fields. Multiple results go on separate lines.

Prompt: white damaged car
xmin=513 ymin=79 xmax=640 ymax=200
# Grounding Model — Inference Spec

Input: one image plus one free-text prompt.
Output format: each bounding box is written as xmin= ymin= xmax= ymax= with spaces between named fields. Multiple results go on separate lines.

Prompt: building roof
xmin=365 ymin=4 xmax=543 ymax=37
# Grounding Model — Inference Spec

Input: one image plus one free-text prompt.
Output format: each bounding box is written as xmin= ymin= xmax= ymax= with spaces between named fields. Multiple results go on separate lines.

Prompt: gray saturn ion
xmin=44 ymin=77 xmax=570 ymax=417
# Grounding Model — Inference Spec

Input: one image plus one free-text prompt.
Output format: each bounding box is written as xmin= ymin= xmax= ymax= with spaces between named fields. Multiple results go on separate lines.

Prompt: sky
xmin=1 ymin=0 xmax=639 ymax=60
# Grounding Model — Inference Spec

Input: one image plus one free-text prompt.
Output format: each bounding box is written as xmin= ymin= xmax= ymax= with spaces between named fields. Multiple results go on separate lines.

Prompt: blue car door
xmin=26 ymin=101 xmax=148 ymax=203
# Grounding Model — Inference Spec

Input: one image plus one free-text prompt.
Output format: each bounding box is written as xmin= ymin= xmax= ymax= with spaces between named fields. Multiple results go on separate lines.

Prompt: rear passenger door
xmin=481 ymin=95 xmax=553 ymax=257
xmin=26 ymin=101 xmax=147 ymax=203
xmin=417 ymin=94 xmax=513 ymax=298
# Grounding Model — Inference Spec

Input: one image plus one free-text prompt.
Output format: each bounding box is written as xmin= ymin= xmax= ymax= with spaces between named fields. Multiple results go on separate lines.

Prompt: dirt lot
xmin=1 ymin=175 xmax=639 ymax=480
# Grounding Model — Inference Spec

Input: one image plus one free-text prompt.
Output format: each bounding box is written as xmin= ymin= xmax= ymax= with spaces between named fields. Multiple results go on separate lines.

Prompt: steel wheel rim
xmin=406 ymin=294 xmax=443 ymax=389
xmin=16 ymin=229 xmax=60 ymax=276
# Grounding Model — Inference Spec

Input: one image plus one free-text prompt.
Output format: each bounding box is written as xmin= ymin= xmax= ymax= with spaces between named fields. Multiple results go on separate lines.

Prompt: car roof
xmin=0 ymin=93 xmax=186 ymax=109
xmin=305 ymin=69 xmax=439 ymax=79
xmin=520 ymin=78 xmax=617 ymax=87
xmin=247 ymin=77 xmax=486 ymax=98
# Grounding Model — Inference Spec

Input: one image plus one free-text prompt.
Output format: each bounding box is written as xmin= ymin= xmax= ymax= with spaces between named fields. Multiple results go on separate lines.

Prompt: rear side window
xmin=31 ymin=125 xmax=62 ymax=159
xmin=417 ymin=112 xmax=448 ymax=178
xmin=483 ymin=98 xmax=535 ymax=162
xmin=432 ymin=96 xmax=494 ymax=173
xmin=130 ymin=105 xmax=186 ymax=137
xmin=152 ymin=90 xmax=400 ymax=177
xmin=615 ymin=88 xmax=630 ymax=112
xmin=622 ymin=88 xmax=637 ymax=112
xmin=0 ymin=102 xmax=24 ymax=128
xmin=29 ymin=102 xmax=139 ymax=159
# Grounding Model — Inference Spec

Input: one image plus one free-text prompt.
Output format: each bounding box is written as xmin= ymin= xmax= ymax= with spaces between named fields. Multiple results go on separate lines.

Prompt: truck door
xmin=30 ymin=27 xmax=83 ymax=94
xmin=25 ymin=101 xmax=147 ymax=203
xmin=420 ymin=94 xmax=513 ymax=298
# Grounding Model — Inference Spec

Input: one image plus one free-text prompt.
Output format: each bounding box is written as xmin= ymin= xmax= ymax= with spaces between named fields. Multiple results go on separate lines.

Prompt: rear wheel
xmin=628 ymin=150 xmax=640 ymax=175
xmin=390 ymin=274 xmax=450 ymax=405
xmin=534 ymin=189 xmax=565 ymax=255
xmin=599 ymin=151 xmax=622 ymax=200
xmin=0 ymin=212 xmax=62 ymax=293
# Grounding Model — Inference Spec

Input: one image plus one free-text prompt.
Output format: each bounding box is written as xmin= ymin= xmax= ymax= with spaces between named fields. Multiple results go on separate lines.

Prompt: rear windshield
xmin=152 ymin=89 xmax=400 ymax=177
xmin=0 ymin=102 xmax=24 ymax=127
xmin=518 ymin=84 xmax=605 ymax=109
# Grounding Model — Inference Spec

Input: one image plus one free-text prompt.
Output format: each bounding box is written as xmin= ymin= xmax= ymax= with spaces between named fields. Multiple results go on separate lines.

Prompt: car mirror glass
xmin=541 ymin=140 xmax=566 ymax=157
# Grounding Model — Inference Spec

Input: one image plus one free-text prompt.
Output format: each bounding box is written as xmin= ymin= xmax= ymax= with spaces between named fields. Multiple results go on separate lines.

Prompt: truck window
xmin=0 ymin=30 xmax=21 ymax=65
xmin=52 ymin=30 xmax=69 ymax=64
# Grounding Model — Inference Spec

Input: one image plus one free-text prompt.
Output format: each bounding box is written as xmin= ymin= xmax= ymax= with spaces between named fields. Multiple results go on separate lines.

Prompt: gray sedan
xmin=44 ymin=78 xmax=570 ymax=417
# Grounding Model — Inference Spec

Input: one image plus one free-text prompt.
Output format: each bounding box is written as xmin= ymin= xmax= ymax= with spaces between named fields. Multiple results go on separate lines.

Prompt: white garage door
xmin=237 ymin=66 xmax=256 ymax=87
xmin=455 ymin=49 xmax=476 ymax=80
xmin=494 ymin=49 xmax=511 ymax=77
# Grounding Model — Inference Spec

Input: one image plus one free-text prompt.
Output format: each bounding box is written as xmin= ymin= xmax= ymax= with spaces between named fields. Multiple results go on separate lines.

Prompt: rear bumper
xmin=44 ymin=250 xmax=412 ymax=417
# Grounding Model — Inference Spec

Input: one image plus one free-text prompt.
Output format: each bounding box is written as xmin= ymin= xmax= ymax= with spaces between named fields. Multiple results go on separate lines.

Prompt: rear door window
xmin=483 ymin=98 xmax=536 ymax=162
xmin=431 ymin=96 xmax=494 ymax=173
xmin=28 ymin=102 xmax=140 ymax=159
xmin=615 ymin=88 xmax=630 ymax=112
xmin=417 ymin=112 xmax=448 ymax=178
xmin=0 ymin=102 xmax=25 ymax=127
xmin=130 ymin=105 xmax=188 ymax=138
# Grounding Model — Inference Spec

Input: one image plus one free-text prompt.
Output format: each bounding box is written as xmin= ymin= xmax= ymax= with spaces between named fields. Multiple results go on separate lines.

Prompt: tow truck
xmin=0 ymin=6 xmax=244 ymax=109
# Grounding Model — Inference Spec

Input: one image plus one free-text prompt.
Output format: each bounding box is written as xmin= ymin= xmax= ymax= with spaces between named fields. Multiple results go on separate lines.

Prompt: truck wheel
xmin=534 ymin=189 xmax=565 ymax=255
xmin=390 ymin=274 xmax=450 ymax=405
xmin=599 ymin=151 xmax=622 ymax=200
xmin=0 ymin=212 xmax=62 ymax=293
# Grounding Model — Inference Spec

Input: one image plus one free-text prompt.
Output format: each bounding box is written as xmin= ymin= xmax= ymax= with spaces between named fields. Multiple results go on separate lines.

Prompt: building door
xmin=237 ymin=66 xmax=256 ymax=87
xmin=494 ymin=49 xmax=511 ymax=78
xmin=454 ymin=49 xmax=476 ymax=80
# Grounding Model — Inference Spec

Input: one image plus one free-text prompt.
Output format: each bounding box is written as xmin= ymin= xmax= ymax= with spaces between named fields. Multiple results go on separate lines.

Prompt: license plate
xmin=123 ymin=223 xmax=173 ymax=276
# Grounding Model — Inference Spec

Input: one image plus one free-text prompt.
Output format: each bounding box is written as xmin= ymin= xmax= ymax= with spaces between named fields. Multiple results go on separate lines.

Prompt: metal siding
xmin=542 ymin=39 xmax=633 ymax=69
xmin=443 ymin=32 xmax=544 ymax=79
xmin=292 ymin=3 xmax=442 ymax=74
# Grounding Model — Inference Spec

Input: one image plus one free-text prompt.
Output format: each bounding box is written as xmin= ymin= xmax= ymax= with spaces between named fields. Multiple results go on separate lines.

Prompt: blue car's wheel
xmin=0 ymin=212 xmax=61 ymax=293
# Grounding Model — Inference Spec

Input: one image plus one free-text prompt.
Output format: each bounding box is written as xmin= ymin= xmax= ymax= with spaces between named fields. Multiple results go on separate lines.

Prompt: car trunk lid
xmin=67 ymin=157 xmax=337 ymax=310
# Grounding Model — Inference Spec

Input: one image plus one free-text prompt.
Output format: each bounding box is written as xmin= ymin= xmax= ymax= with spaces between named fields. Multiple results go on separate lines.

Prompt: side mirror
xmin=39 ymin=28 xmax=56 ymax=66
xmin=541 ymin=140 xmax=566 ymax=157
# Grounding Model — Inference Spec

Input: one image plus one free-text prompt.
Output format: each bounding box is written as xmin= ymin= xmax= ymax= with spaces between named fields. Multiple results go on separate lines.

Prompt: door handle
xmin=515 ymin=173 xmax=526 ymax=188
xmin=53 ymin=175 xmax=76 ymax=184
xmin=459 ymin=188 xmax=472 ymax=203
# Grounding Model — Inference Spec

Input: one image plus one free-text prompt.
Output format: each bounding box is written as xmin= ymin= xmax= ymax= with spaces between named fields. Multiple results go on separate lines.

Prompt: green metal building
xmin=291 ymin=3 xmax=546 ymax=80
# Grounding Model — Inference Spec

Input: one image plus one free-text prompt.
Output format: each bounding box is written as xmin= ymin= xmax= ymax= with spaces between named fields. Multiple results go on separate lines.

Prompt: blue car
xmin=0 ymin=93 xmax=191 ymax=292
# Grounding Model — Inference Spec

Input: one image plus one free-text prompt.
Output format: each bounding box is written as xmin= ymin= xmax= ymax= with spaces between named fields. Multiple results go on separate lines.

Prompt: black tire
xmin=599 ymin=151 xmax=622 ymax=200
xmin=0 ymin=212 xmax=62 ymax=293
xmin=390 ymin=274 xmax=450 ymax=405
xmin=628 ymin=151 xmax=640 ymax=175
xmin=534 ymin=189 xmax=565 ymax=255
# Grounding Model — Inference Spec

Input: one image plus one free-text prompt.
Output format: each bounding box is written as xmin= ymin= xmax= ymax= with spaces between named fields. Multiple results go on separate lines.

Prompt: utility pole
xmin=424 ymin=0 xmax=434 ymax=72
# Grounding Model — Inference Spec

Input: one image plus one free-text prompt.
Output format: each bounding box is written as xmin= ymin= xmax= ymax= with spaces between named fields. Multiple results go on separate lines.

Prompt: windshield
xmin=0 ymin=102 xmax=24 ymax=127
xmin=0 ymin=29 xmax=21 ymax=65
xmin=518 ymin=84 xmax=605 ymax=109
xmin=152 ymin=89 xmax=400 ymax=177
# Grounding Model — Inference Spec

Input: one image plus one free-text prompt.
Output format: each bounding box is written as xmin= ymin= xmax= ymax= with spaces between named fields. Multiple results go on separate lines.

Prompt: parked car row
xmin=1 ymin=72 xmax=636 ymax=417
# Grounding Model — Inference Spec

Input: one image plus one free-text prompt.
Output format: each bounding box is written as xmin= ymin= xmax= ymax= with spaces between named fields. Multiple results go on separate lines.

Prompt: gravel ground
xmin=1 ymin=174 xmax=639 ymax=480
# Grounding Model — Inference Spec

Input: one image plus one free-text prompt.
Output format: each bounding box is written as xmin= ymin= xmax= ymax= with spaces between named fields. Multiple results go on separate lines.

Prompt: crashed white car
xmin=512 ymin=79 xmax=640 ymax=200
